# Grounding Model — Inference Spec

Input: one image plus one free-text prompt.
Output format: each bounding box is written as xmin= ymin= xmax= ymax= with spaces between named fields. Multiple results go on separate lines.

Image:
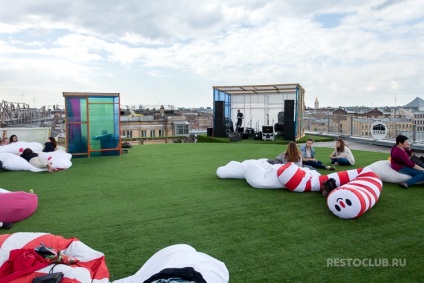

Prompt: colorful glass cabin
xmin=63 ymin=92 xmax=121 ymax=157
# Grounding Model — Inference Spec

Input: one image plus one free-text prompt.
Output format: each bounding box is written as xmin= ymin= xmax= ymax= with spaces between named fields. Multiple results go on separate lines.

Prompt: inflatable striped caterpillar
xmin=276 ymin=162 xmax=363 ymax=192
xmin=276 ymin=163 xmax=383 ymax=219
xmin=327 ymin=167 xmax=382 ymax=219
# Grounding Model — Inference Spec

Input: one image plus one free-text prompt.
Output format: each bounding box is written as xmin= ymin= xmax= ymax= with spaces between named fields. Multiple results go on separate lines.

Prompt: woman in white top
xmin=329 ymin=138 xmax=355 ymax=166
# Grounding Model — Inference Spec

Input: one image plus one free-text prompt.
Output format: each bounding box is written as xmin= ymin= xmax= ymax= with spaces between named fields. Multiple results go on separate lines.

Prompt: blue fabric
xmin=331 ymin=158 xmax=351 ymax=166
xmin=300 ymin=145 xmax=315 ymax=158
xmin=399 ymin=166 xmax=424 ymax=186
xmin=303 ymin=160 xmax=325 ymax=169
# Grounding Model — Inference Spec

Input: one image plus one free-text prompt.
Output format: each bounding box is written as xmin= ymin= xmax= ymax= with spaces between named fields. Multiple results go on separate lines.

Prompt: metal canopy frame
xmin=213 ymin=83 xmax=303 ymax=95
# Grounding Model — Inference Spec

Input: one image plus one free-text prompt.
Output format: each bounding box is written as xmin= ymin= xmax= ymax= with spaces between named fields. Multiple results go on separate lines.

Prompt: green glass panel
xmin=89 ymin=101 xmax=119 ymax=155
xmin=88 ymin=97 xmax=115 ymax=103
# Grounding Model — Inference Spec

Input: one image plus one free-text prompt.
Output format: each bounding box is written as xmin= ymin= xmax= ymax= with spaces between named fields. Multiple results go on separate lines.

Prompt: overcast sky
xmin=0 ymin=0 xmax=423 ymax=109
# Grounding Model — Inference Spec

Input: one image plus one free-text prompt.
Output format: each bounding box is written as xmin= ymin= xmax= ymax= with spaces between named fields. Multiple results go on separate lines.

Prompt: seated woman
xmin=43 ymin=137 xmax=57 ymax=152
xmin=268 ymin=141 xmax=303 ymax=167
xmin=390 ymin=134 xmax=424 ymax=188
xmin=20 ymin=148 xmax=55 ymax=173
xmin=0 ymin=137 xmax=9 ymax=146
xmin=9 ymin=135 xmax=18 ymax=143
xmin=329 ymin=138 xmax=355 ymax=166
xmin=300 ymin=138 xmax=335 ymax=170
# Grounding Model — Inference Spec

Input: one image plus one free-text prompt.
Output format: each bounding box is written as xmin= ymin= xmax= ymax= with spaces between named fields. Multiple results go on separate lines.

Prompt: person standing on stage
xmin=236 ymin=109 xmax=243 ymax=132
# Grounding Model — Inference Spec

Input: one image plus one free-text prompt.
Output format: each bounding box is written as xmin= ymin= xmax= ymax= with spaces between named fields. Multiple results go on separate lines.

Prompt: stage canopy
xmin=212 ymin=84 xmax=305 ymax=140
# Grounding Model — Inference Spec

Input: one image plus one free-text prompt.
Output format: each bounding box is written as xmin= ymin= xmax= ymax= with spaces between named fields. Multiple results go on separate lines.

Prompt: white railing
xmin=304 ymin=113 xmax=423 ymax=144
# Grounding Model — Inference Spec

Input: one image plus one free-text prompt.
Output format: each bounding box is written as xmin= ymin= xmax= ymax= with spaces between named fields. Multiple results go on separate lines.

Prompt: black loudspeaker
xmin=246 ymin=128 xmax=255 ymax=136
xmin=284 ymin=100 xmax=295 ymax=141
xmin=283 ymin=120 xmax=294 ymax=140
xmin=274 ymin=123 xmax=284 ymax=134
xmin=254 ymin=132 xmax=262 ymax=140
xmin=278 ymin=111 xmax=284 ymax=124
xmin=207 ymin=127 xmax=213 ymax=137
xmin=214 ymin=101 xmax=226 ymax=137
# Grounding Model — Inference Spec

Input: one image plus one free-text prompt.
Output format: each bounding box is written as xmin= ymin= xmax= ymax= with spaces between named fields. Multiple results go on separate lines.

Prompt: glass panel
xmin=88 ymin=97 xmax=115 ymax=103
xmin=65 ymin=97 xmax=88 ymax=154
xmin=89 ymin=102 xmax=119 ymax=154
xmin=66 ymin=97 xmax=87 ymax=123
xmin=175 ymin=125 xmax=189 ymax=135
xmin=67 ymin=122 xmax=88 ymax=154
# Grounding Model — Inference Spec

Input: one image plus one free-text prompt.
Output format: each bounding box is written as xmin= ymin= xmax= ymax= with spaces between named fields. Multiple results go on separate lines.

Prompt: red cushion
xmin=0 ymin=192 xmax=38 ymax=223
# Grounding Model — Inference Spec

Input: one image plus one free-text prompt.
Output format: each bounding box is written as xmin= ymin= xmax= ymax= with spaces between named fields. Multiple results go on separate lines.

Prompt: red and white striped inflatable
xmin=276 ymin=163 xmax=383 ymax=219
xmin=0 ymin=232 xmax=109 ymax=283
xmin=327 ymin=167 xmax=383 ymax=219
xmin=276 ymin=162 xmax=363 ymax=192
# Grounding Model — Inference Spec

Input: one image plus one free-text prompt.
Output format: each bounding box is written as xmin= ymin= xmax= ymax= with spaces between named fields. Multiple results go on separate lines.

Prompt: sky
xmin=0 ymin=0 xmax=423 ymax=109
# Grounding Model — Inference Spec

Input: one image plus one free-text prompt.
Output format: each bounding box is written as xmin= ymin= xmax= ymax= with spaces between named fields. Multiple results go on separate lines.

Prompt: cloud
xmin=0 ymin=0 xmax=423 ymax=108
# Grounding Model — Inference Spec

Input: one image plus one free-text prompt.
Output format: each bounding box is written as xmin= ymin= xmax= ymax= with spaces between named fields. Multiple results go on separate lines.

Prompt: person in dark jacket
xmin=43 ymin=137 xmax=57 ymax=152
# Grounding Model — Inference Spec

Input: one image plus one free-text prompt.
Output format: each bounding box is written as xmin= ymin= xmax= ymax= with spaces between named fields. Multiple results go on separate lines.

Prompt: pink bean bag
xmin=0 ymin=191 xmax=38 ymax=223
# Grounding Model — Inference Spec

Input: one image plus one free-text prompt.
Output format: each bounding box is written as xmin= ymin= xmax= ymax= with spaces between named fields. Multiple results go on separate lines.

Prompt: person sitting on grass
xmin=390 ymin=134 xmax=424 ymax=189
xmin=268 ymin=141 xmax=302 ymax=167
xmin=20 ymin=148 xmax=55 ymax=173
xmin=300 ymin=138 xmax=335 ymax=170
xmin=329 ymin=138 xmax=355 ymax=166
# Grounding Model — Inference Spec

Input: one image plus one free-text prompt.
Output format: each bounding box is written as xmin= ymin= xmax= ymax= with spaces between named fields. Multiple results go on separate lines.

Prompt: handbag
xmin=32 ymin=272 xmax=64 ymax=283
xmin=321 ymin=178 xmax=337 ymax=197
xmin=410 ymin=155 xmax=424 ymax=168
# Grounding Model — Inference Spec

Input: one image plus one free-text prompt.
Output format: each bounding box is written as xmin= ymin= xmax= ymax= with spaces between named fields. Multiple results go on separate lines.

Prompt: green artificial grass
xmin=1 ymin=141 xmax=423 ymax=282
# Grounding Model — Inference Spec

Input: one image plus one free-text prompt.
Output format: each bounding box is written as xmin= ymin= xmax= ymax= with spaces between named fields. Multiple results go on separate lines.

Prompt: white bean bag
xmin=38 ymin=151 xmax=72 ymax=170
xmin=216 ymin=159 xmax=284 ymax=189
xmin=327 ymin=167 xmax=383 ymax=219
xmin=0 ymin=153 xmax=46 ymax=172
xmin=216 ymin=161 xmax=246 ymax=179
xmin=0 ymin=142 xmax=43 ymax=154
xmin=0 ymin=151 xmax=72 ymax=172
xmin=113 ymin=244 xmax=229 ymax=283
xmin=243 ymin=159 xmax=284 ymax=189
xmin=366 ymin=160 xmax=411 ymax=183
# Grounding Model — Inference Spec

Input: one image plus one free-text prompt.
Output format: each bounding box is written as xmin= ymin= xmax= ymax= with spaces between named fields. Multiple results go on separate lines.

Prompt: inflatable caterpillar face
xmin=327 ymin=168 xmax=383 ymax=219
xmin=334 ymin=197 xmax=352 ymax=212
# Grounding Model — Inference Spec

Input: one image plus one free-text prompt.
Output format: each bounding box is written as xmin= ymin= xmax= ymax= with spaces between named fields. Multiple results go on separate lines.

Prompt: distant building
xmin=404 ymin=97 xmax=424 ymax=111
xmin=314 ymin=97 xmax=319 ymax=109
xmin=120 ymin=105 xmax=190 ymax=139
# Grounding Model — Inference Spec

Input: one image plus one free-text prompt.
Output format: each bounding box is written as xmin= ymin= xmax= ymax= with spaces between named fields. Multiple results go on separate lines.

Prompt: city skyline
xmin=0 ymin=1 xmax=423 ymax=109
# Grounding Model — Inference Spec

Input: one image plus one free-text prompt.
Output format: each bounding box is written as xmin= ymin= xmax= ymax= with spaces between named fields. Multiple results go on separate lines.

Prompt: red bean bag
xmin=0 ymin=191 xmax=38 ymax=223
xmin=0 ymin=232 xmax=109 ymax=283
